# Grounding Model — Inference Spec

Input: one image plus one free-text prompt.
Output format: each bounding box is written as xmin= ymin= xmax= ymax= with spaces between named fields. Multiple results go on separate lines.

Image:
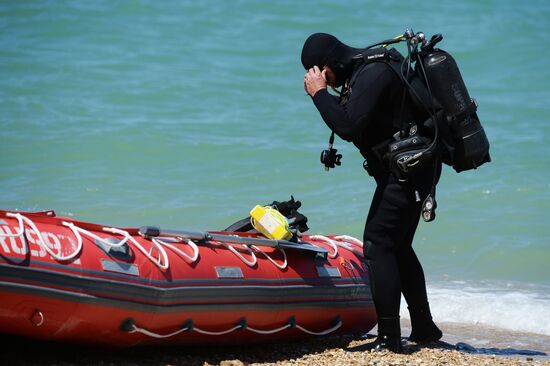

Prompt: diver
xmin=301 ymin=32 xmax=443 ymax=352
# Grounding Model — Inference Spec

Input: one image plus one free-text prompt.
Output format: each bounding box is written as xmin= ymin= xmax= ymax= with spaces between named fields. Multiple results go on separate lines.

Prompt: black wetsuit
xmin=311 ymin=57 xmax=441 ymax=329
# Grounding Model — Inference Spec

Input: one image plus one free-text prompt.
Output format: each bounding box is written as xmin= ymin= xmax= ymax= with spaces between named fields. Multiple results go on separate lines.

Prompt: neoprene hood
xmin=301 ymin=33 xmax=361 ymax=86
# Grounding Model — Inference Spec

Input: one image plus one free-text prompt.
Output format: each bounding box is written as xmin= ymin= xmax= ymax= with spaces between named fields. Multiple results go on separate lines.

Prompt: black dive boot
xmin=408 ymin=303 xmax=443 ymax=343
xmin=373 ymin=316 xmax=403 ymax=353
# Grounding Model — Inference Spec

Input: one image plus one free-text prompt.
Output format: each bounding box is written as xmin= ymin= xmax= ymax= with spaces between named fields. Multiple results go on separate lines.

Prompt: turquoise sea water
xmin=1 ymin=1 xmax=549 ymax=339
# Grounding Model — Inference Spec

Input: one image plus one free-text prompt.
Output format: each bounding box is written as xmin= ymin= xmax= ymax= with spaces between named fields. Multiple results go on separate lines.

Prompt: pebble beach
xmin=2 ymin=332 xmax=549 ymax=366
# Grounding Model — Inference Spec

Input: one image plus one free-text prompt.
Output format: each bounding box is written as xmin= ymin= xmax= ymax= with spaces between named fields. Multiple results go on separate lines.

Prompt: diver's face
xmin=323 ymin=66 xmax=338 ymax=88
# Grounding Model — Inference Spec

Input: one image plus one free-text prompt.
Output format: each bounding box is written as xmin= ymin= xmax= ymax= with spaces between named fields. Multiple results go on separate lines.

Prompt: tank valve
xmin=417 ymin=32 xmax=426 ymax=46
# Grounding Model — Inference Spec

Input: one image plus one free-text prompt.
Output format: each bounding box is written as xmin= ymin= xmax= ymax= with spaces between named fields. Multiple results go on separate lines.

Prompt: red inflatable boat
xmin=0 ymin=209 xmax=375 ymax=346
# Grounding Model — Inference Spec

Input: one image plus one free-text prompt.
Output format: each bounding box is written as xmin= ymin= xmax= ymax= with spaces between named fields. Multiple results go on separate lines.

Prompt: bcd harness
xmin=327 ymin=30 xmax=491 ymax=222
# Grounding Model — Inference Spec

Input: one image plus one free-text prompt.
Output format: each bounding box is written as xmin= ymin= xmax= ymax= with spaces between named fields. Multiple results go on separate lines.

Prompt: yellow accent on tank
xmin=250 ymin=205 xmax=292 ymax=241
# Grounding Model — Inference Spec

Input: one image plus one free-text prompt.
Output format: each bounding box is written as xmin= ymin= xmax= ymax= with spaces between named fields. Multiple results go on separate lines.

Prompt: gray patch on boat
xmin=101 ymin=259 xmax=139 ymax=276
xmin=215 ymin=266 xmax=244 ymax=279
xmin=316 ymin=266 xmax=341 ymax=278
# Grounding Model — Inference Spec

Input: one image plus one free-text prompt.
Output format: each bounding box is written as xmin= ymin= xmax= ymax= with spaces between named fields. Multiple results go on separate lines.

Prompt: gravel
xmin=2 ymin=334 xmax=549 ymax=366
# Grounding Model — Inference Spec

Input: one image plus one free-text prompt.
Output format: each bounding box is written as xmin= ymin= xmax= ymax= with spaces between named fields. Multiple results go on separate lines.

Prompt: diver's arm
xmin=311 ymin=66 xmax=393 ymax=142
xmin=311 ymin=90 xmax=356 ymax=141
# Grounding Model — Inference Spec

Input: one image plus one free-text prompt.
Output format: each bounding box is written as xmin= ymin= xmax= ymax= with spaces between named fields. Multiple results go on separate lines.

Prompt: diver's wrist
xmin=310 ymin=86 xmax=326 ymax=97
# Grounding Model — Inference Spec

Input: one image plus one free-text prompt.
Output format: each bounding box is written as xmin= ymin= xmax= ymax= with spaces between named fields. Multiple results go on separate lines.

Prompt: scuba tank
xmin=420 ymin=37 xmax=491 ymax=172
xmin=316 ymin=30 xmax=491 ymax=222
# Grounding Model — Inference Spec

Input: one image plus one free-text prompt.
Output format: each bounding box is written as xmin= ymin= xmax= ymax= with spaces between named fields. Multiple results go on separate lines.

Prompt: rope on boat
xmin=310 ymin=234 xmax=364 ymax=259
xmin=193 ymin=324 xmax=244 ymax=336
xmin=152 ymin=237 xmax=287 ymax=270
xmin=66 ymin=224 xmax=130 ymax=248
xmin=333 ymin=235 xmax=365 ymax=258
xmin=129 ymin=323 xmax=190 ymax=339
xmin=152 ymin=237 xmax=199 ymax=263
xmin=251 ymin=245 xmax=287 ymax=270
xmin=334 ymin=235 xmax=364 ymax=247
xmin=309 ymin=235 xmax=339 ymax=258
xmin=124 ymin=230 xmax=170 ymax=270
xmin=1 ymin=212 xmax=361 ymax=270
xmin=64 ymin=223 xmax=169 ymax=270
xmin=219 ymin=235 xmax=288 ymax=270
xmin=122 ymin=316 xmax=342 ymax=338
xmin=220 ymin=242 xmax=257 ymax=267
xmin=0 ymin=213 xmax=25 ymax=237
xmin=2 ymin=213 xmax=83 ymax=261
xmin=295 ymin=321 xmax=343 ymax=336
xmin=245 ymin=323 xmax=293 ymax=335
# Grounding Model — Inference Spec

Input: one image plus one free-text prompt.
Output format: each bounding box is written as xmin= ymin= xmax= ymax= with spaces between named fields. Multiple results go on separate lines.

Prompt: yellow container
xmin=250 ymin=205 xmax=292 ymax=241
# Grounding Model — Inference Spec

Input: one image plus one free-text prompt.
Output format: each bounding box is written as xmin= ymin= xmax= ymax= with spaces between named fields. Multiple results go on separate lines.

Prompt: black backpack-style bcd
xmin=351 ymin=31 xmax=491 ymax=221
xmin=357 ymin=32 xmax=491 ymax=175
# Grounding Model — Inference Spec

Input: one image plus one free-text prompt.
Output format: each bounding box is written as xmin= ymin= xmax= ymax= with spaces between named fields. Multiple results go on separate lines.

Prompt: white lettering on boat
xmin=0 ymin=226 xmax=15 ymax=253
xmin=0 ymin=224 xmax=81 ymax=264
xmin=42 ymin=231 xmax=61 ymax=256
xmin=10 ymin=227 xmax=27 ymax=254
xmin=24 ymin=228 xmax=47 ymax=258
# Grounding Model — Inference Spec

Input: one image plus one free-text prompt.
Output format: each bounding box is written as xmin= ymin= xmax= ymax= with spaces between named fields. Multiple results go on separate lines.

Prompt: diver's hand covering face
xmin=304 ymin=66 xmax=327 ymax=97
xmin=301 ymin=33 xmax=360 ymax=89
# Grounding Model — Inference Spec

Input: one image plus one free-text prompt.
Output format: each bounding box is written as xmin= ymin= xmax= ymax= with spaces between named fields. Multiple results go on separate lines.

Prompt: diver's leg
xmin=397 ymin=164 xmax=443 ymax=343
xmin=398 ymin=242 xmax=428 ymax=307
xmin=397 ymin=243 xmax=442 ymax=342
xmin=364 ymin=242 xmax=402 ymax=352
xmin=363 ymin=174 xmax=422 ymax=352
xmin=397 ymin=218 xmax=429 ymax=309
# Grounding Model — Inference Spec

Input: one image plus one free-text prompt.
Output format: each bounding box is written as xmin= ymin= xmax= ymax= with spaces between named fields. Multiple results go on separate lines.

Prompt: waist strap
xmin=361 ymin=143 xmax=391 ymax=177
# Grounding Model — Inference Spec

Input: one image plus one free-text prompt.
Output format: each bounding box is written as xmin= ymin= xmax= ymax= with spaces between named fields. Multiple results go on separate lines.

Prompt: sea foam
xmin=400 ymin=282 xmax=550 ymax=336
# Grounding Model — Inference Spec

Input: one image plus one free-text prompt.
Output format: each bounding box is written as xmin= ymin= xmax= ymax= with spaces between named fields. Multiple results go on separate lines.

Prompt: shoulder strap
xmin=347 ymin=47 xmax=391 ymax=87
xmin=357 ymin=47 xmax=404 ymax=71
xmin=361 ymin=48 xmax=413 ymax=133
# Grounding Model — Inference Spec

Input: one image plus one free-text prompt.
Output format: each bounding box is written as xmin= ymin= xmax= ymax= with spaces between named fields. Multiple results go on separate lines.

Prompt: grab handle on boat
xmin=138 ymin=226 xmax=328 ymax=258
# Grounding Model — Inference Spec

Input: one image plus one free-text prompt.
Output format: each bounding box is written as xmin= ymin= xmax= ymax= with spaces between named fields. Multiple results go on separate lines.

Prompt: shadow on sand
xmin=1 ymin=333 xmax=547 ymax=365
xmin=346 ymin=334 xmax=548 ymax=357
xmin=0 ymin=333 xmax=355 ymax=366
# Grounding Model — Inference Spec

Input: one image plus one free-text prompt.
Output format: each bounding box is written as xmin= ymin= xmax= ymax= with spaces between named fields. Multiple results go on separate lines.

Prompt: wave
xmin=400 ymin=281 xmax=550 ymax=336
